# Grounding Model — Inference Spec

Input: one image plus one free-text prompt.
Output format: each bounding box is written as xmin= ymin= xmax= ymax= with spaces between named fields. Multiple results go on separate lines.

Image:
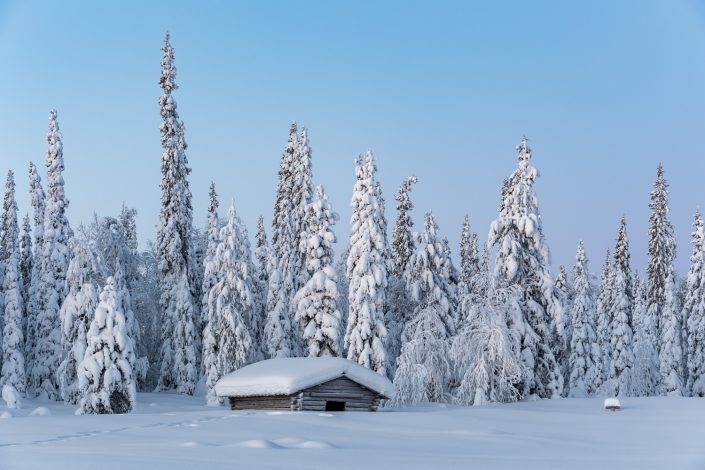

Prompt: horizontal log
xmin=307 ymin=392 xmax=371 ymax=399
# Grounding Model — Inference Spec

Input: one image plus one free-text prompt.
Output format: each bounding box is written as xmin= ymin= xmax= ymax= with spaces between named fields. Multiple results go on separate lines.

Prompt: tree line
xmin=0 ymin=32 xmax=703 ymax=414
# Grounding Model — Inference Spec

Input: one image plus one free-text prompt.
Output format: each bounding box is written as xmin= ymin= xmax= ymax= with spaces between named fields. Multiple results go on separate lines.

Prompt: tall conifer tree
xmin=487 ymin=137 xmax=563 ymax=398
xmin=345 ymin=152 xmax=388 ymax=375
xmin=155 ymin=32 xmax=198 ymax=394
xmin=33 ymin=110 xmax=70 ymax=400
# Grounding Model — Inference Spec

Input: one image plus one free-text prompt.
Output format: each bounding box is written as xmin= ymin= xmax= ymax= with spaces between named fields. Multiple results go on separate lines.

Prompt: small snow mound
xmin=0 ymin=410 xmax=13 ymax=419
xmin=2 ymin=385 xmax=21 ymax=409
xmin=296 ymin=440 xmax=335 ymax=449
xmin=317 ymin=413 xmax=334 ymax=417
xmin=29 ymin=406 xmax=51 ymax=417
xmin=234 ymin=439 xmax=283 ymax=449
xmin=272 ymin=437 xmax=305 ymax=446
xmin=604 ymin=398 xmax=621 ymax=411
xmin=265 ymin=411 xmax=290 ymax=415
xmin=180 ymin=441 xmax=202 ymax=447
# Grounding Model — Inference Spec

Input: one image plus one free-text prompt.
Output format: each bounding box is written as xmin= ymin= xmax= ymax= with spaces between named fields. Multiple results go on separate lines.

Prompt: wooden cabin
xmin=215 ymin=357 xmax=393 ymax=412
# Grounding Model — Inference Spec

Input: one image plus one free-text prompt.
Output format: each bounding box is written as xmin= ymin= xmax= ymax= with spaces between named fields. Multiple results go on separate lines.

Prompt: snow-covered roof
xmin=215 ymin=357 xmax=394 ymax=398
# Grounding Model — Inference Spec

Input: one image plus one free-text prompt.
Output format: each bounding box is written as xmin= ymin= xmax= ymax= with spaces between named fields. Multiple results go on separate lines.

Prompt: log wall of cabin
xmin=228 ymin=395 xmax=296 ymax=411
xmin=298 ymin=376 xmax=381 ymax=412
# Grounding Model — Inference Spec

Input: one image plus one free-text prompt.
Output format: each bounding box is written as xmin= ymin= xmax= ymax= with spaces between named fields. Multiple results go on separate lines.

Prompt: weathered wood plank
xmin=228 ymin=395 xmax=297 ymax=411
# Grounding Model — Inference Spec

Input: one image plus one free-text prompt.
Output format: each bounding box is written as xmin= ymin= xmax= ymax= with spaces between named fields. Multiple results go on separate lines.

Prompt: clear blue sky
xmin=1 ymin=0 xmax=704 ymax=276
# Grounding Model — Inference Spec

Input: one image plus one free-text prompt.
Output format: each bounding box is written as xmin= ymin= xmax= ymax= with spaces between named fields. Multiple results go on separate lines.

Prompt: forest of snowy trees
xmin=1 ymin=32 xmax=705 ymax=414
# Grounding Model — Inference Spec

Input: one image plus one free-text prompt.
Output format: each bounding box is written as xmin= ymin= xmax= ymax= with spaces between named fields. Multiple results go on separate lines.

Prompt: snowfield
xmin=1 ymin=394 xmax=704 ymax=470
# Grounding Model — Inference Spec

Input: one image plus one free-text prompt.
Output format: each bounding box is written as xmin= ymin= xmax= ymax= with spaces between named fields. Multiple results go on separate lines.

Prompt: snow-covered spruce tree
xmin=372 ymin=177 xmax=398 ymax=373
xmin=554 ymin=263 xmax=572 ymax=387
xmin=199 ymin=182 xmax=220 ymax=367
xmin=631 ymin=272 xmax=659 ymax=396
xmin=393 ymin=212 xmax=456 ymax=404
xmin=459 ymin=215 xmax=480 ymax=295
xmin=1 ymin=171 xmax=26 ymax=394
xmin=33 ymin=110 xmax=70 ymax=400
xmin=114 ymin=262 xmax=143 ymax=384
xmin=486 ymin=136 xmax=563 ymax=399
xmin=57 ymin=241 xmax=99 ymax=404
xmin=263 ymin=253 xmax=294 ymax=359
xmin=450 ymin=285 xmax=523 ymax=406
xmin=647 ymin=163 xmax=676 ymax=343
xmin=555 ymin=265 xmax=572 ymax=341
xmin=19 ymin=214 xmax=32 ymax=327
xmin=270 ymin=122 xmax=298 ymax=356
xmin=685 ymin=209 xmax=705 ymax=396
xmin=201 ymin=181 xmax=220 ymax=327
xmin=386 ymin=176 xmax=418 ymax=375
xmin=404 ymin=212 xmax=457 ymax=338
xmin=25 ymin=162 xmax=46 ymax=386
xmin=594 ymin=249 xmax=613 ymax=392
xmin=345 ymin=152 xmax=388 ymax=375
xmin=606 ymin=216 xmax=635 ymax=397
xmin=293 ymin=186 xmax=341 ymax=358
xmin=235 ymin=213 xmax=262 ymax=362
xmin=131 ymin=243 xmax=161 ymax=390
xmin=291 ymin=126 xmax=314 ymax=292
xmin=203 ymin=203 xmax=253 ymax=405
xmin=335 ymin=246 xmax=350 ymax=352
xmin=391 ymin=176 xmax=418 ymax=278
xmin=254 ymin=216 xmax=270 ymax=349
xmin=76 ymin=276 xmax=136 ymax=415
xmin=156 ymin=32 xmax=198 ymax=394
xmin=567 ymin=241 xmax=599 ymax=397
xmin=659 ymin=264 xmax=684 ymax=396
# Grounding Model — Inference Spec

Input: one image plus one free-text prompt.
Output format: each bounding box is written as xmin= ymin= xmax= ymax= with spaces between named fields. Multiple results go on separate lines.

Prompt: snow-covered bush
xmin=451 ymin=287 xmax=522 ymax=405
xmin=2 ymin=384 xmax=21 ymax=409
xmin=76 ymin=276 xmax=136 ymax=415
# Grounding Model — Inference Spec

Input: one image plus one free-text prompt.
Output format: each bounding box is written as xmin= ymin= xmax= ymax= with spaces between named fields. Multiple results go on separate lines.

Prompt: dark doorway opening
xmin=325 ymin=401 xmax=345 ymax=411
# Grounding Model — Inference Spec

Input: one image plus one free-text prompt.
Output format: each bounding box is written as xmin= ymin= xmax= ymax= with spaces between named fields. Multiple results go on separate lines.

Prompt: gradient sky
xmin=1 ymin=0 xmax=704 ymax=276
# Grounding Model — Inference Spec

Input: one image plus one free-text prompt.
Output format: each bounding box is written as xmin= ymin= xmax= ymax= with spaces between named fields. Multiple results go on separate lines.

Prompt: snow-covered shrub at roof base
xmin=486 ymin=136 xmax=563 ymax=399
xmin=76 ymin=276 xmax=136 ymax=415
xmin=686 ymin=209 xmax=705 ymax=396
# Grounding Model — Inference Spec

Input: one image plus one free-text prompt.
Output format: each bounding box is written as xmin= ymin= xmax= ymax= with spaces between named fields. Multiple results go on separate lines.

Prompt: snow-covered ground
xmin=1 ymin=394 xmax=704 ymax=470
